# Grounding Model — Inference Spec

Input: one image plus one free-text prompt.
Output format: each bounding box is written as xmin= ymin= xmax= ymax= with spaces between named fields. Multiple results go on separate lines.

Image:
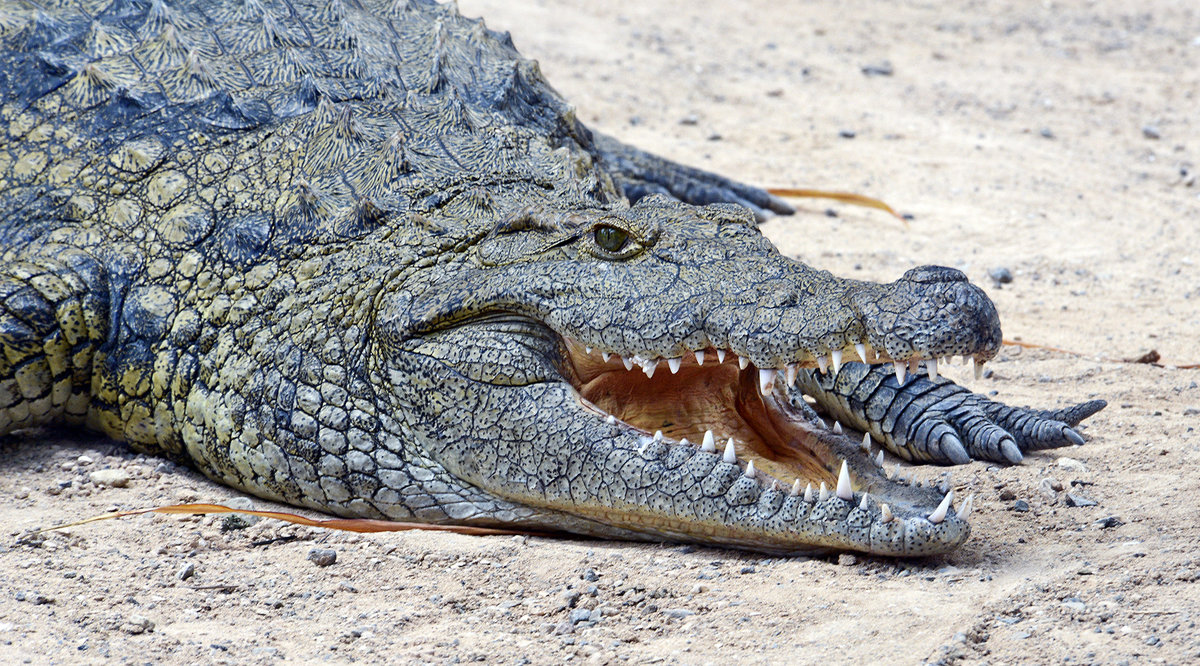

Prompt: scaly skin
xmin=0 ymin=0 xmax=1102 ymax=555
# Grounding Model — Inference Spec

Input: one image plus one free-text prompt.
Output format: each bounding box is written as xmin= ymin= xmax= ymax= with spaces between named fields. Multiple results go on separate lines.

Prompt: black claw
xmin=1064 ymin=427 xmax=1085 ymax=446
xmin=999 ymin=439 xmax=1023 ymax=464
xmin=939 ymin=431 xmax=971 ymax=465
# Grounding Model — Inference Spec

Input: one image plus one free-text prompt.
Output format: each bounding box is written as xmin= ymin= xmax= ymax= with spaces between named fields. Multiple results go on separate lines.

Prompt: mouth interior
xmin=564 ymin=340 xmax=839 ymax=489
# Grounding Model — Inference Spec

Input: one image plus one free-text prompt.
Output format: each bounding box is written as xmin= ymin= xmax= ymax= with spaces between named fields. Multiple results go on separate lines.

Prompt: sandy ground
xmin=3 ymin=0 xmax=1199 ymax=664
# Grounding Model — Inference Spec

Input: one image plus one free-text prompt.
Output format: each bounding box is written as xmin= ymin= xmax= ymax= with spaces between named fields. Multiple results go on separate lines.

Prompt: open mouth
xmin=559 ymin=337 xmax=975 ymax=547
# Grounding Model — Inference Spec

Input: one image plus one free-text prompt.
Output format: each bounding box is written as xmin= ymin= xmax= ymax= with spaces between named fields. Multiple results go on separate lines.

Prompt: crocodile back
xmin=0 ymin=0 xmax=614 ymax=257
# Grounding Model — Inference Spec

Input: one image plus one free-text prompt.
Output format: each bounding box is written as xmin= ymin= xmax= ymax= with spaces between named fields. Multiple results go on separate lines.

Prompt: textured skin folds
xmin=0 ymin=0 xmax=1102 ymax=555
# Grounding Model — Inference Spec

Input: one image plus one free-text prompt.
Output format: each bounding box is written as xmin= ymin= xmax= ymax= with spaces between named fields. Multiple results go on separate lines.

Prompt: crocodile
xmin=0 ymin=0 xmax=1104 ymax=556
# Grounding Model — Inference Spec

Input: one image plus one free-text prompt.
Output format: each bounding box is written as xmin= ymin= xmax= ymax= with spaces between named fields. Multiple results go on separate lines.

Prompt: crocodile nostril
xmin=901 ymin=265 xmax=968 ymax=284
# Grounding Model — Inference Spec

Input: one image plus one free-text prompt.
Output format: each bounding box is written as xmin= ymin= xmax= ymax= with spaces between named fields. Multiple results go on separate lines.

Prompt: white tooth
xmin=830 ymin=350 xmax=843 ymax=373
xmin=722 ymin=438 xmax=737 ymax=464
xmin=758 ymin=368 xmax=777 ymax=394
xmin=716 ymin=349 xmax=726 ymax=363
xmin=785 ymin=364 xmax=797 ymax=387
xmin=695 ymin=349 xmax=705 ymax=366
xmin=585 ymin=346 xmax=592 ymax=355
xmin=928 ymin=490 xmax=955 ymax=525
xmin=861 ymin=432 xmax=872 ymax=452
xmin=653 ymin=430 xmax=664 ymax=442
xmin=893 ymin=360 xmax=907 ymax=385
xmin=771 ymin=479 xmax=778 ymax=491
xmin=958 ymin=494 xmax=975 ymax=522
xmin=680 ymin=437 xmax=690 ymax=447
xmin=836 ymin=461 xmax=853 ymax=500
xmin=875 ymin=450 xmax=885 ymax=467
xmin=818 ymin=482 xmax=830 ymax=502
xmin=602 ymin=351 xmax=611 ymax=363
xmin=744 ymin=460 xmax=756 ymax=478
xmin=817 ymin=417 xmax=827 ymax=429
xmin=803 ymin=483 xmax=814 ymax=502
xmin=892 ymin=463 xmax=903 ymax=481
xmin=927 ymin=357 xmax=939 ymax=381
xmin=738 ymin=355 xmax=749 ymax=370
xmin=908 ymin=357 xmax=920 ymax=375
xmin=880 ymin=503 xmax=894 ymax=523
xmin=790 ymin=479 xmax=802 ymax=496
xmin=642 ymin=359 xmax=657 ymax=378
xmin=833 ymin=421 xmax=843 ymax=434
xmin=855 ymin=343 xmax=869 ymax=364
xmin=605 ymin=414 xmax=617 ymax=425
xmin=859 ymin=494 xmax=870 ymax=511
xmin=974 ymin=359 xmax=984 ymax=380
xmin=701 ymin=430 xmax=716 ymax=452
xmin=816 ymin=355 xmax=829 ymax=374
xmin=668 ymin=357 xmax=682 ymax=374
xmin=622 ymin=355 xmax=634 ymax=371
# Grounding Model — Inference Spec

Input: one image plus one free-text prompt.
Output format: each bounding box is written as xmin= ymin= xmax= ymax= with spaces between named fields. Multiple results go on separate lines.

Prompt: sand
xmin=2 ymin=0 xmax=1198 ymax=663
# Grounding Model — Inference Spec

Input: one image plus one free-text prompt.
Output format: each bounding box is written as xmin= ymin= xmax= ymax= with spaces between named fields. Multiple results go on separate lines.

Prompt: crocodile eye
xmin=593 ymin=225 xmax=629 ymax=253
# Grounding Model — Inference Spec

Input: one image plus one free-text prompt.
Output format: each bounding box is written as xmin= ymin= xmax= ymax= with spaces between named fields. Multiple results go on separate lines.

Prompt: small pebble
xmin=679 ymin=114 xmax=699 ymax=125
xmin=177 ymin=562 xmax=195 ymax=581
xmin=123 ymin=615 xmax=154 ymax=634
xmin=1062 ymin=598 xmax=1087 ymax=612
xmin=1039 ymin=127 xmax=1055 ymax=139
xmin=838 ymin=553 xmax=858 ymax=566
xmin=838 ymin=129 xmax=857 ymax=139
xmin=1012 ymin=500 xmax=1030 ymax=512
xmin=1095 ymin=516 xmax=1123 ymax=529
xmin=173 ymin=488 xmax=199 ymax=503
xmin=861 ymin=61 xmax=894 ymax=76
xmin=1056 ymin=457 xmax=1088 ymax=472
xmin=989 ymin=267 xmax=1014 ymax=284
xmin=662 ymin=608 xmax=695 ymax=619
xmin=88 ymin=469 xmax=131 ymax=488
xmin=998 ymin=489 xmax=1017 ymax=501
xmin=308 ymin=548 xmax=337 ymax=567
xmin=569 ymin=608 xmax=592 ymax=624
xmin=582 ymin=568 xmax=599 ymax=582
xmin=219 ymin=497 xmax=260 ymax=531
xmin=15 ymin=591 xmax=54 ymax=605
xmin=1065 ymin=493 xmax=1098 ymax=507
xmin=1142 ymin=125 xmax=1161 ymax=139
xmin=739 ymin=565 xmax=756 ymax=574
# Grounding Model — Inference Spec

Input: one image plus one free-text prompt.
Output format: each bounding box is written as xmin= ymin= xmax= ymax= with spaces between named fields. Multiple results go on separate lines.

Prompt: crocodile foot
xmin=592 ymin=132 xmax=795 ymax=221
xmin=796 ymin=360 xmax=1107 ymax=465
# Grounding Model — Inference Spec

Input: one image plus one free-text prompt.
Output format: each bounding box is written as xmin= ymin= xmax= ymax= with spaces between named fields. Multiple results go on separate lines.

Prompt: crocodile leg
xmin=794 ymin=361 xmax=1107 ymax=465
xmin=0 ymin=247 xmax=107 ymax=434
xmin=592 ymin=132 xmax=795 ymax=221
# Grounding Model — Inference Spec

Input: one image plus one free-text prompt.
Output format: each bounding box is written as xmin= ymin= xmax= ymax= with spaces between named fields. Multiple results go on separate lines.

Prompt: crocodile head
xmin=383 ymin=196 xmax=1001 ymax=555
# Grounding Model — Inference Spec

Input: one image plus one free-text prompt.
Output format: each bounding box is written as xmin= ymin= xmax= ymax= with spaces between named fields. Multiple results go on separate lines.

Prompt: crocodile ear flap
xmin=488 ymin=207 xmax=584 ymax=237
xmin=477 ymin=208 xmax=589 ymax=264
